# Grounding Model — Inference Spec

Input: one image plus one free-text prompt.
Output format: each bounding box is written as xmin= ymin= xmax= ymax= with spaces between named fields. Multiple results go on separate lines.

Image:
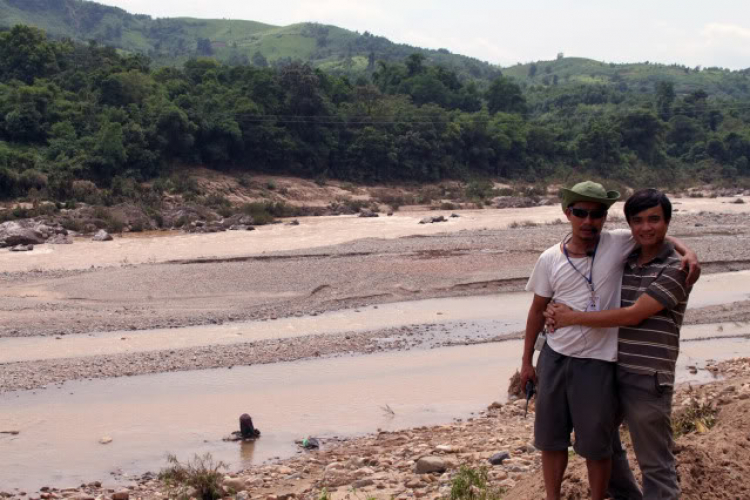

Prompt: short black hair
xmin=624 ymin=189 xmax=672 ymax=223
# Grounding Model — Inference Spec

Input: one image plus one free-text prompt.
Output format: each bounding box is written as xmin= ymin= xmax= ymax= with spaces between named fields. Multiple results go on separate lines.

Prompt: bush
xmin=159 ymin=453 xmax=227 ymax=500
xmin=450 ymin=466 xmax=504 ymax=500
xmin=0 ymin=167 xmax=19 ymax=199
xmin=18 ymin=169 xmax=48 ymax=192
xmin=673 ymin=401 xmax=717 ymax=437
xmin=464 ymin=180 xmax=495 ymax=201
xmin=240 ymin=202 xmax=276 ymax=225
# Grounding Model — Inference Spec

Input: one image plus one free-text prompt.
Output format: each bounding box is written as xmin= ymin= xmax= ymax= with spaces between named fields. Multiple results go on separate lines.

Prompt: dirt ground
xmin=505 ymin=358 xmax=750 ymax=500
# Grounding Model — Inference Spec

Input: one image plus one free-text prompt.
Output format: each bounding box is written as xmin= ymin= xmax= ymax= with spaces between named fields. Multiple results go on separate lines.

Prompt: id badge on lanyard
xmin=586 ymin=290 xmax=601 ymax=312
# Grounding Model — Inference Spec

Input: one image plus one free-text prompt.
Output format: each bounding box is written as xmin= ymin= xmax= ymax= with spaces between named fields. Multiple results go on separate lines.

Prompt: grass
xmin=159 ymin=453 xmax=227 ymax=500
xmin=672 ymin=400 xmax=717 ymax=437
xmin=449 ymin=466 xmax=505 ymax=500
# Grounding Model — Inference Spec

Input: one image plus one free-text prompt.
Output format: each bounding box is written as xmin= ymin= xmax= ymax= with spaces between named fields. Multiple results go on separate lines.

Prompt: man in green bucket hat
xmin=520 ymin=181 xmax=700 ymax=500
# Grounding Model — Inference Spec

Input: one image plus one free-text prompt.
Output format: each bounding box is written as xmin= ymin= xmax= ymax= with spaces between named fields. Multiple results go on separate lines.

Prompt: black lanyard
xmin=563 ymin=236 xmax=599 ymax=295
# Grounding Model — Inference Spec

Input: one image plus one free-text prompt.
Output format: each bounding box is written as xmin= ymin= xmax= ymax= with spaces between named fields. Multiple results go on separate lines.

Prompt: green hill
xmin=503 ymin=56 xmax=750 ymax=99
xmin=0 ymin=0 xmax=499 ymax=81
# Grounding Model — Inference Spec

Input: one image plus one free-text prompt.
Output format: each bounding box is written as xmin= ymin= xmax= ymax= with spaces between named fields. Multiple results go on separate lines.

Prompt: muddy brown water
xmin=1 ymin=196 xmax=748 ymax=274
xmin=1 ymin=271 xmax=749 ymax=364
xmin=1 ymin=332 xmax=749 ymax=492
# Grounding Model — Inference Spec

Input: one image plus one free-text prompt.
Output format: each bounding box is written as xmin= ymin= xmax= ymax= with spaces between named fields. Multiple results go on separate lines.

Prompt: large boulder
xmin=92 ymin=230 xmax=113 ymax=242
xmin=47 ymin=234 xmax=73 ymax=245
xmin=10 ymin=244 xmax=34 ymax=252
xmin=419 ymin=216 xmax=447 ymax=224
xmin=0 ymin=221 xmax=46 ymax=247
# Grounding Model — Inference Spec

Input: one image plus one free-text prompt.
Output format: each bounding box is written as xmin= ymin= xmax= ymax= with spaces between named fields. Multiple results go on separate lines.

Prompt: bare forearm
xmin=565 ymin=307 xmax=639 ymax=328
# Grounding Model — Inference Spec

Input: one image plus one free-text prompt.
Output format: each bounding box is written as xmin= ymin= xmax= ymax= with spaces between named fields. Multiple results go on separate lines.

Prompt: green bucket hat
xmin=560 ymin=181 xmax=620 ymax=211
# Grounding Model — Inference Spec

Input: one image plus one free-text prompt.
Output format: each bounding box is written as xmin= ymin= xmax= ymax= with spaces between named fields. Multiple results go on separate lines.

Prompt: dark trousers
xmin=608 ymin=369 xmax=679 ymax=500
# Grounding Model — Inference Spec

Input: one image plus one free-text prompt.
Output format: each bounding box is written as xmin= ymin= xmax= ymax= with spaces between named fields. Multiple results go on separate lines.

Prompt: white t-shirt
xmin=526 ymin=229 xmax=636 ymax=361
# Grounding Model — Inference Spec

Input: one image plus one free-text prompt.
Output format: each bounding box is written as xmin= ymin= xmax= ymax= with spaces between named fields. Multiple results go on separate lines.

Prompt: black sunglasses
xmin=569 ymin=207 xmax=608 ymax=219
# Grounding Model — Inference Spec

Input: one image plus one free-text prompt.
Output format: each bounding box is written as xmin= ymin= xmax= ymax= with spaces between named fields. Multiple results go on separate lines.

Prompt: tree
xmin=406 ymin=53 xmax=426 ymax=77
xmin=252 ymin=51 xmax=269 ymax=68
xmin=528 ymin=63 xmax=538 ymax=79
xmin=655 ymin=81 xmax=675 ymax=121
xmin=486 ymin=76 xmax=526 ymax=115
xmin=0 ymin=25 xmax=61 ymax=84
xmin=619 ymin=110 xmax=665 ymax=163
xmin=196 ymin=38 xmax=213 ymax=56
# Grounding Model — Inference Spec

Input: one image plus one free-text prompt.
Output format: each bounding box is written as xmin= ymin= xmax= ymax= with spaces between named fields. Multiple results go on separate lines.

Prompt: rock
xmin=405 ymin=478 xmax=424 ymax=489
xmin=322 ymin=470 xmax=354 ymax=488
xmin=236 ymin=492 xmax=250 ymax=500
xmin=732 ymin=198 xmax=745 ymax=204
xmin=488 ymin=452 xmax=511 ymax=465
xmin=0 ymin=221 xmax=46 ymax=247
xmin=358 ymin=209 xmax=378 ymax=218
xmin=419 ymin=216 xmax=447 ymax=224
xmin=276 ymin=466 xmax=293 ymax=475
xmin=99 ymin=436 xmax=113 ymax=445
xmin=352 ymin=479 xmax=374 ymax=489
xmin=288 ymin=220 xmax=300 ymax=226
xmin=414 ymin=456 xmax=446 ymax=474
xmin=47 ymin=234 xmax=73 ymax=245
xmin=498 ymin=478 xmax=516 ymax=489
xmin=487 ymin=401 xmax=503 ymax=410
xmin=92 ymin=230 xmax=113 ymax=242
xmin=111 ymin=491 xmax=129 ymax=500
xmin=223 ymin=477 xmax=244 ymax=492
xmin=450 ymin=213 xmax=460 ymax=218
xmin=10 ymin=244 xmax=33 ymax=252
xmin=435 ymin=445 xmax=459 ymax=453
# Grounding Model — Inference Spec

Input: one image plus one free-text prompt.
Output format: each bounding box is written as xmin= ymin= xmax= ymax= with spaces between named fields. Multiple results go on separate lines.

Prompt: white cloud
xmin=702 ymin=22 xmax=750 ymax=41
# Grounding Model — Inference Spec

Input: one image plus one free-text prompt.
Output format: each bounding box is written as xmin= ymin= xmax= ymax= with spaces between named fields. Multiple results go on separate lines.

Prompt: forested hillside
xmin=0 ymin=0 xmax=499 ymax=81
xmin=1 ymin=24 xmax=750 ymax=207
xmin=504 ymin=56 xmax=750 ymax=100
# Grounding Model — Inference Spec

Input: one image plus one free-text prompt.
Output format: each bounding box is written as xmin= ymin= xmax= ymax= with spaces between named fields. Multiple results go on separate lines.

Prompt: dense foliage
xmin=1 ymin=25 xmax=750 ymax=202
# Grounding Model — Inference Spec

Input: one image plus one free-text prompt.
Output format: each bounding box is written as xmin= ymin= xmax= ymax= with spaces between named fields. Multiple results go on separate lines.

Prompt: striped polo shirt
xmin=618 ymin=243 xmax=691 ymax=385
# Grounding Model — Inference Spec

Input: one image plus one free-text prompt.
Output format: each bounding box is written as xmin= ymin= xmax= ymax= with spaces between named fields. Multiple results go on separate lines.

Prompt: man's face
xmin=565 ymin=201 xmax=608 ymax=242
xmin=628 ymin=204 xmax=669 ymax=247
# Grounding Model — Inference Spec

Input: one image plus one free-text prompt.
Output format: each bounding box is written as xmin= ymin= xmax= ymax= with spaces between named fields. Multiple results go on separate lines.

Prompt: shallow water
xmin=1 ymin=333 xmax=748 ymax=492
xmin=2 ymin=271 xmax=749 ymax=364
xmin=1 ymin=197 xmax=747 ymax=273
xmin=0 ymin=342 xmax=517 ymax=491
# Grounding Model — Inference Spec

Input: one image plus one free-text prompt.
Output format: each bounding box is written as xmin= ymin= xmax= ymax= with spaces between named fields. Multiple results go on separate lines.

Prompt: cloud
xmin=701 ymin=22 xmax=750 ymax=41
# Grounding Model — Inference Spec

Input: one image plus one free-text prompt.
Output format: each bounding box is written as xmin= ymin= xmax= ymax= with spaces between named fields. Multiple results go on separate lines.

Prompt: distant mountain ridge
xmin=2 ymin=0 xmax=750 ymax=98
xmin=0 ymin=0 xmax=500 ymax=81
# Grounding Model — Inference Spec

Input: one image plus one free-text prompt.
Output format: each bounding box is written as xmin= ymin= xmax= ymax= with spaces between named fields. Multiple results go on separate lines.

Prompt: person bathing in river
xmin=519 ymin=182 xmax=700 ymax=500
xmin=544 ymin=189 xmax=692 ymax=500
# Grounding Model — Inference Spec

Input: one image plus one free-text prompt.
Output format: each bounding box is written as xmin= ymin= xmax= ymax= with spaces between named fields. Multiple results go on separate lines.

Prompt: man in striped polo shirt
xmin=546 ymin=189 xmax=691 ymax=499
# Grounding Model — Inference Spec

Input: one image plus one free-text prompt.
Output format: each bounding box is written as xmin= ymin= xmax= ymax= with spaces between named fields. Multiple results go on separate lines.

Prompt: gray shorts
xmin=534 ymin=343 xmax=617 ymax=460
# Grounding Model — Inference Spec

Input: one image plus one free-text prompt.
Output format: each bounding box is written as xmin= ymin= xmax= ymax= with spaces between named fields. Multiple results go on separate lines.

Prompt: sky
xmin=93 ymin=0 xmax=750 ymax=70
